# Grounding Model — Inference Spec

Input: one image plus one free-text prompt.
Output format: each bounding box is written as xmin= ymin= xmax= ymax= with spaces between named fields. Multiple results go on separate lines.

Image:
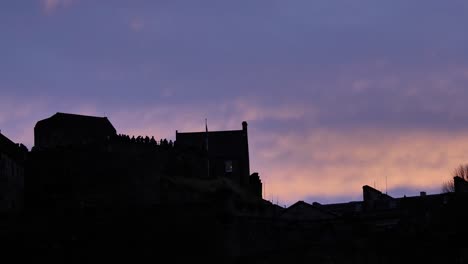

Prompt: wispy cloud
xmin=251 ymin=128 xmax=468 ymax=205
xmin=103 ymin=100 xmax=468 ymax=205
xmin=108 ymin=97 xmax=310 ymax=139
xmin=231 ymin=99 xmax=309 ymax=123
xmin=0 ymin=96 xmax=100 ymax=148
xmin=41 ymin=0 xmax=75 ymax=15
xmin=2 ymin=96 xmax=468 ymax=205
xmin=0 ymin=96 xmax=50 ymax=147
xmin=129 ymin=17 xmax=144 ymax=32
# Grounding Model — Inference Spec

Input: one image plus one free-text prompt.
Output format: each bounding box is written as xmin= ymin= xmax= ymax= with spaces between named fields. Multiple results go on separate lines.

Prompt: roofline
xmin=34 ymin=112 xmax=116 ymax=132
xmin=395 ymin=192 xmax=448 ymax=200
xmin=0 ymin=132 xmax=16 ymax=145
xmin=176 ymin=129 xmax=243 ymax=135
xmin=281 ymin=200 xmax=339 ymax=217
xmin=54 ymin=112 xmax=109 ymax=119
xmin=37 ymin=112 xmax=110 ymax=122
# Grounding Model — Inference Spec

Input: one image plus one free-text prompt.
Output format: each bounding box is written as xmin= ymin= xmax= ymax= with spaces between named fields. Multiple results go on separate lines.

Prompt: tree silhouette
xmin=453 ymin=164 xmax=468 ymax=179
xmin=442 ymin=164 xmax=468 ymax=193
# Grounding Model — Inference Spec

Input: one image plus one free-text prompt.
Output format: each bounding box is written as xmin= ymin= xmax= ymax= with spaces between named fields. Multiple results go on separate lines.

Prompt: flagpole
xmin=205 ymin=118 xmax=209 ymax=178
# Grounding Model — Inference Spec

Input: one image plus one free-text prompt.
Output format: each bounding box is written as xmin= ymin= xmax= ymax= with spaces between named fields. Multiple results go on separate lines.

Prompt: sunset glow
xmin=2 ymin=1 xmax=468 ymax=205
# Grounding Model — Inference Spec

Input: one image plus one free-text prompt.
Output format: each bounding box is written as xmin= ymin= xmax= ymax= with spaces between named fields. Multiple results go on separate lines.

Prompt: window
xmin=225 ymin=160 xmax=233 ymax=173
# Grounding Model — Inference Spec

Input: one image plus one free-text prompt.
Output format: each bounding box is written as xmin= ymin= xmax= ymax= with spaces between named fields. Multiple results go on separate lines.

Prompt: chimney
xmin=242 ymin=121 xmax=248 ymax=132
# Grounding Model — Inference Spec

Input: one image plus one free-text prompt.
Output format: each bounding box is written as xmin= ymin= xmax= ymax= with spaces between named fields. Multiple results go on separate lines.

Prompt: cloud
xmin=2 ymin=0 xmax=468 ymax=208
xmin=130 ymin=17 xmax=144 ymax=32
xmin=2 ymin=95 xmax=468 ymax=205
xmin=41 ymin=0 xmax=74 ymax=15
xmin=231 ymin=99 xmax=309 ymax=123
xmin=251 ymin=128 xmax=468 ymax=205
xmin=101 ymin=99 xmax=468 ymax=205
xmin=0 ymin=96 xmax=101 ymax=148
xmin=0 ymin=96 xmax=51 ymax=148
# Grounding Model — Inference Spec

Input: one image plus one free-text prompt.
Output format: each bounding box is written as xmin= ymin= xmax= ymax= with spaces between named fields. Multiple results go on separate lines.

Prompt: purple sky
xmin=2 ymin=0 xmax=468 ymax=205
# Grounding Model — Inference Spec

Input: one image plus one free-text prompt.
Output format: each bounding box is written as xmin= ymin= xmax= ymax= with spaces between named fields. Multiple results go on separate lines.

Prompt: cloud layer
xmin=1 ymin=1 xmax=468 ymax=204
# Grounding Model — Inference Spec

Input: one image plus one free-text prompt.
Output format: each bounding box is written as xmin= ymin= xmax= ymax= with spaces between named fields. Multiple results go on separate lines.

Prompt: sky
xmin=2 ymin=0 xmax=468 ymax=206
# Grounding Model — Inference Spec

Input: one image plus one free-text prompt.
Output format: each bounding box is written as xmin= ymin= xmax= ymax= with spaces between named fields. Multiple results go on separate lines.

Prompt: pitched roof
xmin=280 ymin=200 xmax=339 ymax=220
xmin=0 ymin=132 xmax=27 ymax=161
xmin=35 ymin=112 xmax=116 ymax=133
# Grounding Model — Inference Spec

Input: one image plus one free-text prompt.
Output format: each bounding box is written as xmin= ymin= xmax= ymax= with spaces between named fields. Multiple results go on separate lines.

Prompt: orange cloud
xmin=250 ymin=128 xmax=468 ymax=205
xmin=104 ymin=100 xmax=468 ymax=205
xmin=2 ymin=97 xmax=466 ymax=206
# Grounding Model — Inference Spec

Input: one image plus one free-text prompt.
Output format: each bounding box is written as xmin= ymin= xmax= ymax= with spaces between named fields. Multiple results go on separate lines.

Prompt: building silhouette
xmin=176 ymin=121 xmax=262 ymax=198
xmin=0 ymin=132 xmax=27 ymax=213
xmin=3 ymin=112 xmax=468 ymax=263
xmin=34 ymin=112 xmax=116 ymax=149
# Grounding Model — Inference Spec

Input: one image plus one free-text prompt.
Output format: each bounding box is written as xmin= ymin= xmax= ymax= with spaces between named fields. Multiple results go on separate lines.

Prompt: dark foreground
xmin=2 ymin=193 xmax=468 ymax=264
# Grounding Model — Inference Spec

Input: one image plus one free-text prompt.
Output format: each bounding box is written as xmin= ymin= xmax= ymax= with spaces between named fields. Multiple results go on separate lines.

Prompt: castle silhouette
xmin=2 ymin=112 xmax=468 ymax=263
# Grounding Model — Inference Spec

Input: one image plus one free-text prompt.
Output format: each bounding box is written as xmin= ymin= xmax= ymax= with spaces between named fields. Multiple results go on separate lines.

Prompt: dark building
xmin=34 ymin=112 xmax=117 ymax=149
xmin=0 ymin=132 xmax=27 ymax=213
xmin=176 ymin=121 xmax=262 ymax=198
xmin=10 ymin=112 xmax=468 ymax=263
xmin=249 ymin=172 xmax=262 ymax=199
